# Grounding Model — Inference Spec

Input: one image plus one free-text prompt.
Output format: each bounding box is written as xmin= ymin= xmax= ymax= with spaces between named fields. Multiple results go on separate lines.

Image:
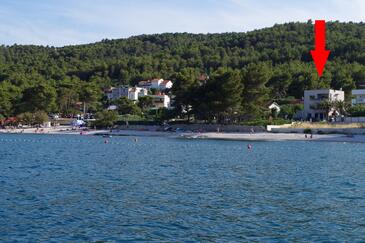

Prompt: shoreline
xmin=84 ymin=130 xmax=365 ymax=143
xmin=1 ymin=127 xmax=365 ymax=143
xmin=180 ymin=132 xmax=365 ymax=143
xmin=0 ymin=127 xmax=108 ymax=136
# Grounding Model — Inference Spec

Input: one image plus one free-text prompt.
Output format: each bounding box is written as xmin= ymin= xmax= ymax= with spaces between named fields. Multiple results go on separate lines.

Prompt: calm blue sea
xmin=0 ymin=134 xmax=364 ymax=242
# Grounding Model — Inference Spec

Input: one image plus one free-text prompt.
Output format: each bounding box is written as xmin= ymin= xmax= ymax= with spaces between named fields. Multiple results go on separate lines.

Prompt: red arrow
xmin=310 ymin=20 xmax=330 ymax=77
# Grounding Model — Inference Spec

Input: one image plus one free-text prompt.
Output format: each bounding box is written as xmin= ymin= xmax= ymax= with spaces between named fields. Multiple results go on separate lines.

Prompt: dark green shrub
xmin=303 ymin=128 xmax=312 ymax=134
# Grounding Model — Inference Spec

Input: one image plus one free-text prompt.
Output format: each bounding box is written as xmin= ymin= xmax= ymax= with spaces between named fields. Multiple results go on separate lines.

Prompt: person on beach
xmin=305 ymin=134 xmax=307 ymax=139
xmin=310 ymin=134 xmax=313 ymax=139
xmin=250 ymin=128 xmax=255 ymax=135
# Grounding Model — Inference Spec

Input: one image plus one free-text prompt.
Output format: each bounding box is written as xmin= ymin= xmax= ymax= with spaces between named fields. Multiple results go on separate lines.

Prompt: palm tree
xmin=317 ymin=100 xmax=333 ymax=120
xmin=334 ymin=100 xmax=348 ymax=116
xmin=317 ymin=100 xmax=348 ymax=121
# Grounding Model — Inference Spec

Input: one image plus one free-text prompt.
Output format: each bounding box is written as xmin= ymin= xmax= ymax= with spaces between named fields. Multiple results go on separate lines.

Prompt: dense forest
xmin=1 ymin=20 xmax=365 ymax=123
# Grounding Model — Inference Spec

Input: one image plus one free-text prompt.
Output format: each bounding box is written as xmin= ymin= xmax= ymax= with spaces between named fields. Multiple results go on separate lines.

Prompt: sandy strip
xmin=98 ymin=130 xmax=365 ymax=143
xmin=98 ymin=130 xmax=173 ymax=137
xmin=2 ymin=128 xmax=365 ymax=143
xmin=0 ymin=127 xmax=108 ymax=135
xmin=0 ymin=128 xmax=170 ymax=137
xmin=179 ymin=132 xmax=365 ymax=143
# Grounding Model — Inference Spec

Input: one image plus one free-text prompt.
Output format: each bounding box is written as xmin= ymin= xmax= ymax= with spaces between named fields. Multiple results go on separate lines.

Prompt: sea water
xmin=0 ymin=134 xmax=364 ymax=241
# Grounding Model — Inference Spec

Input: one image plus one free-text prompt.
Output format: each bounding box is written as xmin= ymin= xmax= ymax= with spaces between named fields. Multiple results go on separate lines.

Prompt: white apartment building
xmin=352 ymin=89 xmax=365 ymax=105
xmin=106 ymin=86 xmax=148 ymax=101
xmin=304 ymin=89 xmax=345 ymax=121
xmin=138 ymin=79 xmax=173 ymax=91
xmin=150 ymin=94 xmax=171 ymax=109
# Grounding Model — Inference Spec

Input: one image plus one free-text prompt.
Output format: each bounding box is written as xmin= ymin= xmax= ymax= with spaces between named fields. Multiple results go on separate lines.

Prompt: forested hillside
xmin=1 ymin=20 xmax=365 ymax=121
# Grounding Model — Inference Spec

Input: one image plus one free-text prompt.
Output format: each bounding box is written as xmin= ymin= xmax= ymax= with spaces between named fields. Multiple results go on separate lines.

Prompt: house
xmin=198 ymin=74 xmax=209 ymax=81
xmin=107 ymin=105 xmax=118 ymax=110
xmin=351 ymin=89 xmax=365 ymax=105
xmin=105 ymin=86 xmax=128 ymax=100
xmin=198 ymin=74 xmax=209 ymax=85
xmin=268 ymin=102 xmax=281 ymax=114
xmin=151 ymin=79 xmax=163 ymax=89
xmin=128 ymin=87 xmax=148 ymax=101
xmin=138 ymin=80 xmax=152 ymax=89
xmin=160 ymin=80 xmax=173 ymax=90
xmin=150 ymin=94 xmax=171 ymax=109
xmin=104 ymin=87 xmax=114 ymax=100
xmin=304 ymin=89 xmax=344 ymax=121
xmin=106 ymin=86 xmax=148 ymax=101
xmin=138 ymin=79 xmax=173 ymax=91
xmin=0 ymin=117 xmax=17 ymax=126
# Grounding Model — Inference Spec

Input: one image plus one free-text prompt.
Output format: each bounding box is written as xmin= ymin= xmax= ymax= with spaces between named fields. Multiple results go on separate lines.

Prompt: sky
xmin=0 ymin=0 xmax=364 ymax=46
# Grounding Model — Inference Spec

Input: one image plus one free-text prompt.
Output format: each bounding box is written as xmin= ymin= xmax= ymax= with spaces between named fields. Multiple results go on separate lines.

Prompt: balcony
xmin=309 ymin=105 xmax=325 ymax=110
xmin=309 ymin=95 xmax=329 ymax=101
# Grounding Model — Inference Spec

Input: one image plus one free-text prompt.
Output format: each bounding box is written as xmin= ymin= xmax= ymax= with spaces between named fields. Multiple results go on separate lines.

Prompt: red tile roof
xmin=198 ymin=74 xmax=209 ymax=81
xmin=161 ymin=80 xmax=171 ymax=85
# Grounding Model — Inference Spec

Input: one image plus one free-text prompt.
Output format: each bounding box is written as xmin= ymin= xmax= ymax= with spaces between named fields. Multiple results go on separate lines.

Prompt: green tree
xmin=57 ymin=77 xmax=80 ymax=114
xmin=79 ymin=82 xmax=102 ymax=113
xmin=114 ymin=97 xmax=142 ymax=115
xmin=94 ymin=110 xmax=119 ymax=128
xmin=204 ymin=69 xmax=243 ymax=123
xmin=138 ymin=96 xmax=153 ymax=112
xmin=334 ymin=100 xmax=348 ymax=116
xmin=171 ymin=68 xmax=201 ymax=121
xmin=17 ymin=112 xmax=34 ymax=126
xmin=34 ymin=111 xmax=49 ymax=126
xmin=0 ymin=87 xmax=12 ymax=117
xmin=268 ymin=68 xmax=291 ymax=98
xmin=18 ymin=83 xmax=57 ymax=113
xmin=317 ymin=100 xmax=334 ymax=120
xmin=149 ymin=88 xmax=159 ymax=95
xmin=279 ymin=104 xmax=303 ymax=119
xmin=348 ymin=104 xmax=365 ymax=117
xmin=241 ymin=63 xmax=272 ymax=119
xmin=331 ymin=64 xmax=355 ymax=98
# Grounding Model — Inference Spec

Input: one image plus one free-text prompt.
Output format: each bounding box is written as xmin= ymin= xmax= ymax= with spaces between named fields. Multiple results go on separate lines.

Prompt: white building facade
xmin=352 ymin=89 xmax=365 ymax=105
xmin=268 ymin=102 xmax=281 ymax=114
xmin=128 ymin=87 xmax=148 ymax=101
xmin=304 ymin=89 xmax=345 ymax=121
xmin=150 ymin=95 xmax=171 ymax=109
xmin=138 ymin=79 xmax=173 ymax=91
xmin=106 ymin=86 xmax=148 ymax=101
